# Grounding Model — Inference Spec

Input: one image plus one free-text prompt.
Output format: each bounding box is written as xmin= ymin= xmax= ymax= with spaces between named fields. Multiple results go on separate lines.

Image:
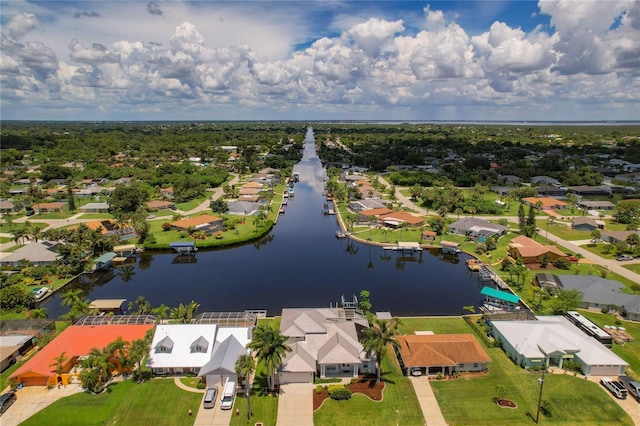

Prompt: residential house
xmin=0 ymin=200 xmax=20 ymax=214
xmin=348 ymin=199 xmax=388 ymax=213
xmin=79 ymin=202 xmax=110 ymax=213
xmin=489 ymin=316 xmax=628 ymax=376
xmin=147 ymin=323 xmax=252 ymax=387
xmin=571 ymin=217 xmax=605 ymax=231
xmin=521 ymin=197 xmax=568 ymax=210
xmin=395 ymin=334 xmax=491 ymax=376
xmin=567 ymin=185 xmax=612 ymax=196
xmin=0 ymin=241 xmax=61 ymax=266
xmin=508 ymin=235 xmax=565 ymax=264
xmin=0 ymin=319 xmax=56 ymax=373
xmin=448 ymin=217 xmax=507 ymax=239
xmin=377 ymin=211 xmax=424 ymax=228
xmin=554 ymin=275 xmax=640 ymax=322
xmin=31 ymin=202 xmax=66 ymax=214
xmin=75 ymin=183 xmax=104 ymax=197
xmin=160 ymin=187 xmax=174 ymax=199
xmin=531 ymin=176 xmax=561 ymax=186
xmin=358 ymin=207 xmax=394 ymax=224
xmin=421 ymin=230 xmax=436 ymax=242
xmin=10 ymin=320 xmax=154 ymax=386
xmin=278 ymin=307 xmax=375 ymax=384
xmin=170 ymin=215 xmax=223 ymax=234
xmin=536 ymin=186 xmax=567 ymax=197
xmin=85 ymin=219 xmax=136 ymax=240
xmin=601 ymin=230 xmax=640 ymax=245
xmin=146 ymin=200 xmax=176 ymax=211
xmin=577 ymin=200 xmax=615 ymax=211
xmin=227 ymin=201 xmax=262 ymax=216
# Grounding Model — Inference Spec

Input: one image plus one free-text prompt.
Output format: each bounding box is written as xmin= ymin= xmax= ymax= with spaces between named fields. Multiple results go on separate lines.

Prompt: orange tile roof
xmin=33 ymin=202 xmax=66 ymax=209
xmin=380 ymin=211 xmax=424 ymax=225
xmin=522 ymin=197 xmax=567 ymax=208
xmin=10 ymin=324 xmax=153 ymax=381
xmin=359 ymin=208 xmax=394 ymax=217
xmin=396 ymin=334 xmax=491 ymax=368
xmin=171 ymin=214 xmax=222 ymax=229
xmin=508 ymin=235 xmax=565 ymax=258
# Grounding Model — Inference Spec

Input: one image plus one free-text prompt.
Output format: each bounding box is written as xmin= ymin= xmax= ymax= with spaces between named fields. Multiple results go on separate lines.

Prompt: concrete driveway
xmin=1 ymin=384 xmax=83 ymax=426
xmin=276 ymin=383 xmax=313 ymax=426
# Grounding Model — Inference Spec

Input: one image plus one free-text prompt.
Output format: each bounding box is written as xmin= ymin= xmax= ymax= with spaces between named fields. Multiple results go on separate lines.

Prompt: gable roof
xmin=522 ymin=197 xmax=568 ymax=208
xmin=198 ymin=334 xmax=248 ymax=377
xmin=281 ymin=344 xmax=316 ymax=373
xmin=10 ymin=324 xmax=153 ymax=381
xmin=359 ymin=208 xmax=394 ymax=217
xmin=0 ymin=241 xmax=61 ymax=264
xmin=317 ymin=333 xmax=361 ymax=365
xmin=147 ymin=324 xmax=217 ymax=369
xmin=449 ymin=217 xmax=507 ymax=233
xmin=396 ymin=334 xmax=491 ymax=368
xmin=379 ymin=211 xmax=424 ymax=225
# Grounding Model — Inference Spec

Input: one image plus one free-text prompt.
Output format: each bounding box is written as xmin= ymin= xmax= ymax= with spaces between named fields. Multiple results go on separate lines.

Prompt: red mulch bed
xmin=497 ymin=398 xmax=518 ymax=408
xmin=313 ymin=376 xmax=385 ymax=410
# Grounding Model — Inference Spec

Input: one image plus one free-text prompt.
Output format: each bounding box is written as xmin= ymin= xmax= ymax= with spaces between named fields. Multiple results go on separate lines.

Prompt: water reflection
xmin=44 ymin=127 xmax=484 ymax=318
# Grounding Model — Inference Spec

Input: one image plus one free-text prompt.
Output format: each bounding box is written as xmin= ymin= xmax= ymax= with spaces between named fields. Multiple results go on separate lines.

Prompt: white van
xmin=220 ymin=379 xmax=236 ymax=410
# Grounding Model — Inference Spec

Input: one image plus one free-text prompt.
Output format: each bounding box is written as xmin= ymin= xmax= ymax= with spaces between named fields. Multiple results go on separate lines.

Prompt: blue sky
xmin=1 ymin=1 xmax=638 ymax=121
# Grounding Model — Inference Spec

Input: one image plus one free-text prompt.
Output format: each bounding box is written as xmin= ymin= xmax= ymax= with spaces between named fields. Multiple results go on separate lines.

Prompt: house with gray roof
xmin=577 ymin=200 xmax=615 ymax=211
xmin=555 ymin=275 xmax=640 ymax=322
xmin=227 ymin=200 xmax=262 ymax=215
xmin=490 ymin=316 xmax=628 ymax=376
xmin=278 ymin=307 xmax=375 ymax=384
xmin=348 ymin=199 xmax=389 ymax=212
xmin=448 ymin=217 xmax=507 ymax=238
xmin=0 ymin=241 xmax=61 ymax=266
xmin=571 ymin=217 xmax=604 ymax=231
xmin=601 ymin=230 xmax=640 ymax=245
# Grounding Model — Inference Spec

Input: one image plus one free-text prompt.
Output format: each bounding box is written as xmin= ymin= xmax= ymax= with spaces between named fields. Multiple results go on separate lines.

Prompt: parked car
xmin=0 ymin=391 xmax=17 ymax=415
xmin=600 ymin=377 xmax=628 ymax=399
xmin=202 ymin=386 xmax=218 ymax=409
xmin=618 ymin=375 xmax=640 ymax=401
xmin=616 ymin=254 xmax=634 ymax=261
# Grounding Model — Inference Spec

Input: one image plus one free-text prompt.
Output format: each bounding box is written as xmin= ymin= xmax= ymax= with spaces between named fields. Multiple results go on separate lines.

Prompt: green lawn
xmin=175 ymin=196 xmax=210 ymax=212
xmin=76 ymin=213 xmax=114 ymax=219
xmin=395 ymin=317 xmax=632 ymax=426
xmin=577 ymin=310 xmax=640 ymax=378
xmin=21 ymin=379 xmax=203 ymax=426
xmin=314 ymin=355 xmax=424 ymax=426
xmin=536 ymin=220 xmax=592 ymax=241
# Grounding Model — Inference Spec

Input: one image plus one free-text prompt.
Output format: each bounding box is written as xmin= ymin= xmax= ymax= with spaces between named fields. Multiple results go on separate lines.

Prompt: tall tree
xmin=170 ymin=300 xmax=200 ymax=323
xmin=361 ymin=318 xmax=401 ymax=383
xmin=518 ymin=204 xmax=526 ymax=232
xmin=67 ymin=184 xmax=76 ymax=212
xmin=247 ymin=325 xmax=291 ymax=391
xmin=235 ymin=354 xmax=256 ymax=421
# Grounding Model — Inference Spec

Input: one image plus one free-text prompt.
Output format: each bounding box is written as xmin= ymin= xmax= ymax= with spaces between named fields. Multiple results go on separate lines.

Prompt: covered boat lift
xmin=169 ymin=241 xmax=198 ymax=254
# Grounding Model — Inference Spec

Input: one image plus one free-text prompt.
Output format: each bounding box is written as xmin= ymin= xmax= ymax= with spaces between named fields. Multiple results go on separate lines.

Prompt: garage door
xmin=278 ymin=372 xmax=312 ymax=384
xmin=589 ymin=366 xmax=622 ymax=376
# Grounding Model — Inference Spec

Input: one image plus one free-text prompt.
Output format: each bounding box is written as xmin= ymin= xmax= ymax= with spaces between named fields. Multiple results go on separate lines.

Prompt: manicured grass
xmin=21 ymin=379 xmax=203 ymax=426
xmin=432 ymin=354 xmax=632 ymax=426
xmin=179 ymin=376 xmax=202 ymax=389
xmin=624 ymin=263 xmax=640 ymax=274
xmin=230 ymin=388 xmax=278 ymax=426
xmin=314 ymin=355 xmax=424 ymax=426
xmin=398 ymin=316 xmax=470 ymax=334
xmin=536 ymin=220 xmax=592 ymax=241
xmin=175 ymin=196 xmax=209 ymax=212
xmin=577 ymin=310 xmax=640 ymax=377
xmin=76 ymin=213 xmax=114 ymax=219
xmin=0 ymin=236 xmax=10 ymax=244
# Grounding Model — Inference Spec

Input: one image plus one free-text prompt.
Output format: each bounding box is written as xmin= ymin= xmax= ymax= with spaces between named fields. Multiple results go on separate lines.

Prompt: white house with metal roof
xmin=146 ymin=323 xmax=251 ymax=386
xmin=278 ymin=307 xmax=375 ymax=384
xmin=490 ymin=316 xmax=628 ymax=376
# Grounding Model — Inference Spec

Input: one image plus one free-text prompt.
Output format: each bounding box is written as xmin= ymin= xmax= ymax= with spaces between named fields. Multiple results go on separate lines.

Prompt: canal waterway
xmin=44 ymin=128 xmax=484 ymax=317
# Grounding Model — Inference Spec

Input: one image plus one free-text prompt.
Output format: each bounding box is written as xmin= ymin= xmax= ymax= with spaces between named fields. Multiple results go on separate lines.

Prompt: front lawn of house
xmin=21 ymin=379 xmax=203 ymax=426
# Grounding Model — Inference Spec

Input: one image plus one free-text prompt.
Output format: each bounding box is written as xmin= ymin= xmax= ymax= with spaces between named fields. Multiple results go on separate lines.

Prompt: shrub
xmin=328 ymin=385 xmax=352 ymax=400
xmin=553 ymin=257 xmax=571 ymax=270
xmin=196 ymin=382 xmax=206 ymax=389
xmin=315 ymin=385 xmax=323 ymax=394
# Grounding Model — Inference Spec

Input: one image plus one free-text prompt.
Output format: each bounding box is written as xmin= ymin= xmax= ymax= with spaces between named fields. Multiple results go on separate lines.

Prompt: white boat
xmin=33 ymin=287 xmax=49 ymax=300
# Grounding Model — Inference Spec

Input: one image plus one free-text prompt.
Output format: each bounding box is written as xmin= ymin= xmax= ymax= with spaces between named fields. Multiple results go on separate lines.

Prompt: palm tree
xmin=130 ymin=338 xmax=150 ymax=381
xmin=235 ymin=354 xmax=256 ymax=420
xmin=361 ymin=318 xmax=401 ymax=383
xmin=61 ymin=288 xmax=90 ymax=322
xmin=30 ymin=307 xmax=48 ymax=318
xmin=107 ymin=336 xmax=130 ymax=375
xmin=81 ymin=347 xmax=114 ymax=393
xmin=50 ymin=351 xmax=68 ymax=375
xmin=170 ymin=300 xmax=200 ymax=323
xmin=247 ymin=325 xmax=291 ymax=392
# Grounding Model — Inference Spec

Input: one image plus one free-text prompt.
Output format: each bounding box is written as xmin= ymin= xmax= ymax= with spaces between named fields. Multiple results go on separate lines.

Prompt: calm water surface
xmin=45 ymin=128 xmax=484 ymax=317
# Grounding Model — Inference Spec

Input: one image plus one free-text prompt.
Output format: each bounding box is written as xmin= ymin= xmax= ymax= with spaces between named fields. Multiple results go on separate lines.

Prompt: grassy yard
xmin=175 ymin=196 xmax=210 ymax=212
xmin=21 ymin=379 xmax=203 ymax=426
xmin=76 ymin=213 xmax=114 ymax=219
xmin=536 ymin=220 xmax=592 ymax=241
xmin=314 ymin=354 xmax=424 ymax=426
xmin=396 ymin=317 xmax=632 ymax=426
xmin=577 ymin=310 xmax=640 ymax=377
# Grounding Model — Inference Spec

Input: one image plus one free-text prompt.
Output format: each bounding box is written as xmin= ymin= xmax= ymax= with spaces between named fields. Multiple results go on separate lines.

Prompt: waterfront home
xmin=0 ymin=319 xmax=55 ymax=373
xmin=0 ymin=241 xmax=61 ymax=266
xmin=521 ymin=197 xmax=568 ymax=210
xmin=85 ymin=219 xmax=136 ymax=240
xmin=348 ymin=199 xmax=388 ymax=213
xmin=551 ymin=275 xmax=640 ymax=322
xmin=448 ymin=217 xmax=507 ymax=238
xmin=170 ymin=215 xmax=223 ymax=234
xmin=571 ymin=217 xmax=604 ymax=231
xmin=147 ymin=322 xmax=252 ymax=387
xmin=489 ymin=316 xmax=628 ymax=376
xmin=507 ymin=235 xmax=565 ymax=264
xmin=10 ymin=319 xmax=154 ymax=386
xmin=395 ymin=334 xmax=491 ymax=376
xmin=227 ymin=200 xmax=261 ymax=216
xmin=358 ymin=207 xmax=394 ymax=224
xmin=278 ymin=307 xmax=375 ymax=384
xmin=378 ymin=211 xmax=424 ymax=228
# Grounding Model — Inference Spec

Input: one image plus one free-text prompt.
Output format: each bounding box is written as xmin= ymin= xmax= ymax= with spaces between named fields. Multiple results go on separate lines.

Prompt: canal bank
xmin=42 ymin=128 xmax=485 ymax=319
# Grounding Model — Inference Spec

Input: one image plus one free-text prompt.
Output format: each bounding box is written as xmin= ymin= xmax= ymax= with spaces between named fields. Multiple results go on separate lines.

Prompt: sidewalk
xmin=409 ymin=376 xmax=448 ymax=426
